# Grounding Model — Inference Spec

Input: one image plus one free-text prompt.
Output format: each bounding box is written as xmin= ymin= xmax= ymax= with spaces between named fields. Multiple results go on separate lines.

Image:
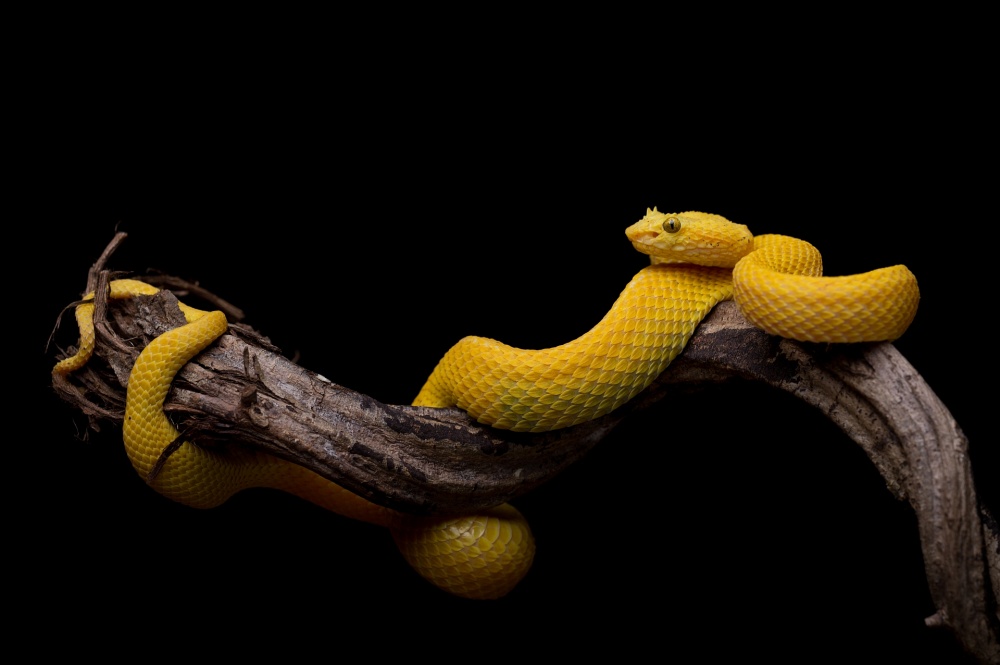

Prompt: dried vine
xmin=48 ymin=235 xmax=999 ymax=663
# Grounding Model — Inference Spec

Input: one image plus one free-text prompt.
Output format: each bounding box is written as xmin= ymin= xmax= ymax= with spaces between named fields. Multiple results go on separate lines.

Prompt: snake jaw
xmin=625 ymin=208 xmax=753 ymax=268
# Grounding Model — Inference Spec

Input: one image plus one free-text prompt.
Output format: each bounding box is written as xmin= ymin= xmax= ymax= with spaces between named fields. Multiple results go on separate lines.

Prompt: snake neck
xmin=412 ymin=263 xmax=735 ymax=432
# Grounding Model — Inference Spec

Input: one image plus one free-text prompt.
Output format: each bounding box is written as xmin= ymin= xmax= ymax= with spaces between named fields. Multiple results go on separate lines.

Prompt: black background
xmin=25 ymin=79 xmax=992 ymax=661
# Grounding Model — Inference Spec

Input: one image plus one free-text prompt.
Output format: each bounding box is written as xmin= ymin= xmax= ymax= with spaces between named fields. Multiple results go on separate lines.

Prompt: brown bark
xmin=49 ymin=236 xmax=999 ymax=663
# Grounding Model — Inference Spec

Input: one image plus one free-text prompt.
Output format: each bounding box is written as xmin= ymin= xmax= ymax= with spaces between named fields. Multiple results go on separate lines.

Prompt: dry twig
xmin=49 ymin=237 xmax=999 ymax=663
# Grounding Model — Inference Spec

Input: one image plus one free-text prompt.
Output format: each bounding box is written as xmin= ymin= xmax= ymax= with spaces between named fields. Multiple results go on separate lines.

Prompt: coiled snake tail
xmin=53 ymin=279 xmax=533 ymax=599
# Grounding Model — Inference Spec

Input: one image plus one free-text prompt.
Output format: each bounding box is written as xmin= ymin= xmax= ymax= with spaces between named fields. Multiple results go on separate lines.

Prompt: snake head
xmin=625 ymin=208 xmax=753 ymax=268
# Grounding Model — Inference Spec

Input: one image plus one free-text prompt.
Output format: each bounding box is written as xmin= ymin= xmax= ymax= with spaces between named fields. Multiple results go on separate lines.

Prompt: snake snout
xmin=629 ymin=231 xmax=659 ymax=244
xmin=629 ymin=238 xmax=660 ymax=257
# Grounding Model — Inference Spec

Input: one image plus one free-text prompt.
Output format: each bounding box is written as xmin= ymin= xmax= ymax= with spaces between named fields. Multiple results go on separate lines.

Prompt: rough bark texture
xmin=49 ymin=240 xmax=999 ymax=663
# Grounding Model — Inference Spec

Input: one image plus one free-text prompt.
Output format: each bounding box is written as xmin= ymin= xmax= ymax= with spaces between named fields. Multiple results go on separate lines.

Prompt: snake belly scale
xmin=52 ymin=209 xmax=919 ymax=599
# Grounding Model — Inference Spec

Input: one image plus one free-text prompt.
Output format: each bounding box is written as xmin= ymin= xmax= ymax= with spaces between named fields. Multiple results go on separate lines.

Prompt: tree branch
xmin=50 ymin=267 xmax=999 ymax=663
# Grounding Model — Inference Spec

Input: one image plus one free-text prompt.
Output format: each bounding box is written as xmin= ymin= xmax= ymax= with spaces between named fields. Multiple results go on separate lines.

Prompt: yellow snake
xmin=52 ymin=209 xmax=919 ymax=599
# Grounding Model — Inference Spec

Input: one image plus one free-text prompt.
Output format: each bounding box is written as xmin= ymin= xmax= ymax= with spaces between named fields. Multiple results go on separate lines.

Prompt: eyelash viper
xmin=51 ymin=209 xmax=919 ymax=599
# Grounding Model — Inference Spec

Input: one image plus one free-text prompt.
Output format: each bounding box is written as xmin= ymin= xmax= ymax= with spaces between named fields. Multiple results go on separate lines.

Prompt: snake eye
xmin=662 ymin=217 xmax=681 ymax=234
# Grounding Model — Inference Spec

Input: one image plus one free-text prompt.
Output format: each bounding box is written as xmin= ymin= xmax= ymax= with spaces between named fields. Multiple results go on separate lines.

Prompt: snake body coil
xmin=53 ymin=209 xmax=919 ymax=598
